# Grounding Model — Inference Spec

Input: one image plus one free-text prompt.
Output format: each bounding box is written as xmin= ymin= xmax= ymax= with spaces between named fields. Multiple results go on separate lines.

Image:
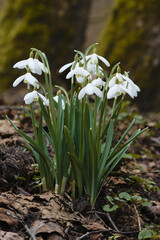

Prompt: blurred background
xmin=0 ymin=0 xmax=159 ymax=112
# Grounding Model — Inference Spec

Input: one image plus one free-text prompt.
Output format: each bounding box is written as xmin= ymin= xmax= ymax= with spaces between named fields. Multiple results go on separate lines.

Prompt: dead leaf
xmin=30 ymin=220 xmax=65 ymax=239
xmin=0 ymin=207 xmax=19 ymax=226
xmin=0 ymin=119 xmax=20 ymax=135
xmin=84 ymin=222 xmax=106 ymax=231
xmin=0 ymin=230 xmax=23 ymax=240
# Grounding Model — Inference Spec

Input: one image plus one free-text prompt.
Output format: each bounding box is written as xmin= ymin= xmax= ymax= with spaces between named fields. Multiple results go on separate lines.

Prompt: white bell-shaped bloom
xmin=107 ymin=73 xmax=140 ymax=99
xmin=66 ymin=67 xmax=90 ymax=83
xmin=86 ymin=53 xmax=110 ymax=74
xmin=40 ymin=95 xmax=65 ymax=110
xmin=13 ymin=58 xmax=48 ymax=75
xmin=87 ymin=53 xmax=110 ymax=67
xmin=78 ymin=83 xmax=103 ymax=100
xmin=87 ymin=61 xmax=104 ymax=75
xmin=92 ymin=78 xmax=105 ymax=88
xmin=13 ymin=73 xmax=39 ymax=89
xmin=24 ymin=91 xmax=49 ymax=105
xmin=107 ymin=84 xmax=123 ymax=99
xmin=24 ymin=90 xmax=39 ymax=104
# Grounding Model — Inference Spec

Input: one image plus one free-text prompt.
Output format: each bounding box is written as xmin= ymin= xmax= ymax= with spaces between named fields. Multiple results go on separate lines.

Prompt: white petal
xmin=53 ymin=95 xmax=65 ymax=109
xmin=13 ymin=75 xmax=25 ymax=87
xmin=59 ymin=62 xmax=74 ymax=73
xmin=27 ymin=58 xmax=36 ymax=71
xmin=109 ymin=76 xmax=116 ymax=88
xmin=53 ymin=95 xmax=59 ymax=103
xmin=107 ymin=85 xmax=122 ymax=99
xmin=98 ymin=55 xmax=110 ymax=67
xmin=33 ymin=59 xmax=42 ymax=75
xmin=37 ymin=59 xmax=48 ymax=74
xmin=120 ymin=85 xmax=134 ymax=98
xmin=133 ymin=83 xmax=140 ymax=92
xmin=66 ymin=69 xmax=76 ymax=79
xmin=25 ymin=73 xmax=39 ymax=88
xmin=85 ymin=83 xmax=94 ymax=95
xmin=24 ymin=91 xmax=38 ymax=104
xmin=87 ymin=61 xmax=96 ymax=73
xmin=78 ymin=88 xmax=86 ymax=100
xmin=94 ymin=87 xmax=103 ymax=98
xmin=90 ymin=53 xmax=98 ymax=64
xmin=76 ymin=76 xmax=85 ymax=83
xmin=116 ymin=73 xmax=124 ymax=83
xmin=13 ymin=60 xmax=28 ymax=69
xmin=82 ymin=68 xmax=90 ymax=77
xmin=92 ymin=78 xmax=105 ymax=87
xmin=38 ymin=93 xmax=48 ymax=104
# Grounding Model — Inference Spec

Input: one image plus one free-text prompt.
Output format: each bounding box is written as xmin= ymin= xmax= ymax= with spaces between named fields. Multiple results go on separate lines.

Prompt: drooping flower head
xmin=13 ymin=58 xmax=48 ymax=75
xmin=13 ymin=72 xmax=39 ymax=89
xmin=24 ymin=90 xmax=39 ymax=104
xmin=107 ymin=72 xmax=140 ymax=99
xmin=86 ymin=53 xmax=110 ymax=74
xmin=66 ymin=66 xmax=90 ymax=83
xmin=78 ymin=83 xmax=103 ymax=100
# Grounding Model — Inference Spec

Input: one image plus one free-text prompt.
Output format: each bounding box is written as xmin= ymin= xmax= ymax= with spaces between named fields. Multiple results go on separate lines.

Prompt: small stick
xmin=134 ymin=205 xmax=142 ymax=231
xmin=6 ymin=209 xmax=36 ymax=240
xmin=77 ymin=228 xmax=139 ymax=240
xmin=86 ymin=210 xmax=120 ymax=232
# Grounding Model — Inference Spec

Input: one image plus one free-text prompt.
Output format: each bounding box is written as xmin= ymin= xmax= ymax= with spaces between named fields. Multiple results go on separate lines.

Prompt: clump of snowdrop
xmin=8 ymin=44 xmax=146 ymax=206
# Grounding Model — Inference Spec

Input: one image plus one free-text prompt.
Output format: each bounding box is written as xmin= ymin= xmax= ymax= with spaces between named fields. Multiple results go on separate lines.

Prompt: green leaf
xmin=106 ymin=195 xmax=115 ymax=205
xmin=119 ymin=192 xmax=131 ymax=201
xmin=98 ymin=119 xmax=114 ymax=181
xmin=131 ymin=195 xmax=142 ymax=202
xmin=103 ymin=204 xmax=118 ymax=212
xmin=64 ymin=125 xmax=76 ymax=154
xmin=138 ymin=229 xmax=153 ymax=239
xmin=55 ymin=85 xmax=69 ymax=103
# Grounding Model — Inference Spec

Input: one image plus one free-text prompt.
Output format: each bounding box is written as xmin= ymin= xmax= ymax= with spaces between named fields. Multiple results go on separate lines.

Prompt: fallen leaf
xmin=0 ymin=230 xmax=23 ymax=240
xmin=0 ymin=119 xmax=20 ymax=135
xmin=30 ymin=220 xmax=65 ymax=239
xmin=0 ymin=207 xmax=19 ymax=226
xmin=84 ymin=222 xmax=106 ymax=231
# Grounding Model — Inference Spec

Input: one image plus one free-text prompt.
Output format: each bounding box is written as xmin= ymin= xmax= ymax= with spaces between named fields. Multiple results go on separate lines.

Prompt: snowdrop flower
xmin=24 ymin=90 xmax=39 ymax=104
xmin=13 ymin=72 xmax=39 ymax=89
xmin=40 ymin=95 xmax=65 ymax=110
xmin=107 ymin=73 xmax=140 ymax=99
xmin=53 ymin=96 xmax=65 ymax=110
xmin=66 ymin=66 xmax=90 ymax=83
xmin=86 ymin=53 xmax=110 ymax=74
xmin=91 ymin=78 xmax=105 ymax=88
xmin=13 ymin=58 xmax=48 ymax=75
xmin=78 ymin=83 xmax=103 ymax=100
xmin=24 ymin=91 xmax=49 ymax=105
xmin=107 ymin=84 xmax=126 ymax=99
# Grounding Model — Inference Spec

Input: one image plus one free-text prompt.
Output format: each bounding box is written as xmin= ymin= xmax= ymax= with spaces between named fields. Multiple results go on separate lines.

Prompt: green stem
xmin=55 ymin=183 xmax=60 ymax=194
xmin=71 ymin=180 xmax=76 ymax=199
xmin=111 ymin=97 xmax=117 ymax=117
xmin=94 ymin=96 xmax=98 ymax=132
xmin=60 ymin=176 xmax=67 ymax=194
xmin=30 ymin=103 xmax=38 ymax=143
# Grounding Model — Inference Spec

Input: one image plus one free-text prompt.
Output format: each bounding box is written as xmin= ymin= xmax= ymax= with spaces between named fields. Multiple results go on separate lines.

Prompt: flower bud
xmin=117 ymin=66 xmax=121 ymax=73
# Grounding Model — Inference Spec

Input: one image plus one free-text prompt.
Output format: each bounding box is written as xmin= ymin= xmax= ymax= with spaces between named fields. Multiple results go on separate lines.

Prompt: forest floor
xmin=0 ymin=89 xmax=160 ymax=240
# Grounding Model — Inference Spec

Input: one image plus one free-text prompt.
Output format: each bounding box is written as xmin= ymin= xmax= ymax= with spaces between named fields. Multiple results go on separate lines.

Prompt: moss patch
xmin=0 ymin=0 xmax=90 ymax=91
xmin=98 ymin=0 xmax=160 ymax=111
